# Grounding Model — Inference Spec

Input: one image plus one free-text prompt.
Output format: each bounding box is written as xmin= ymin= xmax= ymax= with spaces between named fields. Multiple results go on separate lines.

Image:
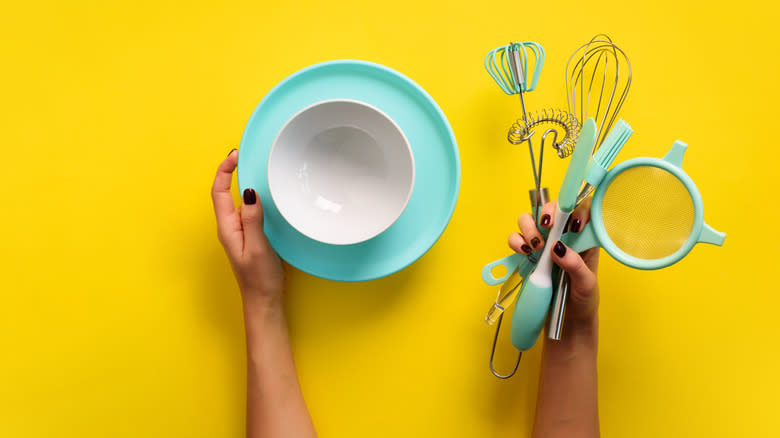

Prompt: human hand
xmin=211 ymin=149 xmax=284 ymax=308
xmin=507 ymin=199 xmax=599 ymax=332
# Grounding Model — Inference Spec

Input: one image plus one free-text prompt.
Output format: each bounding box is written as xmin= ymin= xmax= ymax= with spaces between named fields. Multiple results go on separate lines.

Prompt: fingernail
xmin=571 ymin=217 xmax=582 ymax=233
xmin=521 ymin=244 xmax=531 ymax=254
xmin=243 ymin=188 xmax=257 ymax=205
xmin=553 ymin=241 xmax=566 ymax=257
xmin=530 ymin=237 xmax=541 ymax=249
xmin=541 ymin=214 xmax=551 ymax=227
xmin=227 ymin=148 xmax=237 ymax=157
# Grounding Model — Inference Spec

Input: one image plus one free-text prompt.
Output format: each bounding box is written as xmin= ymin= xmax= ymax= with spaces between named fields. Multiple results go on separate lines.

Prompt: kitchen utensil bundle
xmin=481 ymin=35 xmax=725 ymax=378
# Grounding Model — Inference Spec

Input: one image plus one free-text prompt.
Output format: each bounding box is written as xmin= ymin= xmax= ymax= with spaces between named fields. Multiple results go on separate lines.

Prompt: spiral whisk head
xmin=507 ymin=109 xmax=580 ymax=158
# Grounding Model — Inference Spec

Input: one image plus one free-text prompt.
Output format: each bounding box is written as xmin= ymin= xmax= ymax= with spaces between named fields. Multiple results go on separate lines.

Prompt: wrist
xmin=242 ymin=290 xmax=284 ymax=318
xmin=543 ymin=316 xmax=598 ymax=363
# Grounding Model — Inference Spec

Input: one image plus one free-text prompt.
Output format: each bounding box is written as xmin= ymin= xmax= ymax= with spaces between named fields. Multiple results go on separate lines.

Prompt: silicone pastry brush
xmin=575 ymin=119 xmax=634 ymax=205
xmin=509 ymin=118 xmax=597 ymax=351
xmin=549 ymin=119 xmax=633 ymax=340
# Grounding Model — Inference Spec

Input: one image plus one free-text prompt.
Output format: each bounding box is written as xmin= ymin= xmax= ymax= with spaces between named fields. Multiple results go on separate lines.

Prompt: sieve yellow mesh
xmin=601 ymin=166 xmax=695 ymax=259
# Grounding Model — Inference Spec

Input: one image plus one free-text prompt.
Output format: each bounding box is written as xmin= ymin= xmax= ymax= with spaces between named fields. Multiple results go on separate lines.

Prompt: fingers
xmin=240 ymin=188 xmax=269 ymax=256
xmin=508 ymin=232 xmax=533 ymax=255
xmin=212 ymin=149 xmax=238 ymax=216
xmin=212 ymin=149 xmax=242 ymax=252
xmin=517 ymin=213 xmax=545 ymax=251
xmin=550 ymin=240 xmax=598 ymax=314
xmin=551 ymin=241 xmax=595 ymax=288
xmin=538 ymin=201 xmax=556 ymax=229
xmin=568 ymin=197 xmax=592 ymax=233
xmin=508 ymin=201 xmax=559 ymax=255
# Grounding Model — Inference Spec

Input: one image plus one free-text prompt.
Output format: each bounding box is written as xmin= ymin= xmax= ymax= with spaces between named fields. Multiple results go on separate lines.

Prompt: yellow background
xmin=1 ymin=1 xmax=777 ymax=436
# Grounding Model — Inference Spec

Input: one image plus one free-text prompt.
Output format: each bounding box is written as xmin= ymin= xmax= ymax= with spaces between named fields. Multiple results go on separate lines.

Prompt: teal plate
xmin=238 ymin=60 xmax=460 ymax=282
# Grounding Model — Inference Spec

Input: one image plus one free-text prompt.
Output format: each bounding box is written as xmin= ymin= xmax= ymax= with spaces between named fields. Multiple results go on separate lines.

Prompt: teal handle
xmin=698 ymin=222 xmax=726 ymax=246
xmin=509 ymin=280 xmax=553 ymax=351
xmin=482 ymin=252 xmax=526 ymax=285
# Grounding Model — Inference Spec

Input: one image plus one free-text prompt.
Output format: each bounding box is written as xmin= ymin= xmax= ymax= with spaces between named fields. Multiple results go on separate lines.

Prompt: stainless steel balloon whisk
xmin=549 ymin=34 xmax=633 ymax=342
xmin=565 ymin=34 xmax=632 ymax=153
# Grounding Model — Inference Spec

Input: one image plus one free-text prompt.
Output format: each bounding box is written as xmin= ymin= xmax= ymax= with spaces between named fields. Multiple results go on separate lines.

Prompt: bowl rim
xmin=266 ymin=98 xmax=416 ymax=245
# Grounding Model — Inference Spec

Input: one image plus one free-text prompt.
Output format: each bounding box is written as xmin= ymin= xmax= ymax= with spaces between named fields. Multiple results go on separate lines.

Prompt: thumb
xmin=551 ymin=241 xmax=599 ymax=319
xmin=240 ymin=188 xmax=268 ymax=256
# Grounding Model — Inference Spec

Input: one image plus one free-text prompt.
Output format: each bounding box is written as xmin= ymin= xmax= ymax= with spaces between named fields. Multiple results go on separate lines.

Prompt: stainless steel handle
xmin=547 ymin=269 xmax=567 ymax=340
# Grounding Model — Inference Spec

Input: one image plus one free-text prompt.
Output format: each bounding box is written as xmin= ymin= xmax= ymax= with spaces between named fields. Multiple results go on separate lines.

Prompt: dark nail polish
xmin=530 ymin=237 xmax=541 ymax=249
xmin=521 ymin=244 xmax=531 ymax=254
xmin=541 ymin=214 xmax=551 ymax=227
xmin=227 ymin=148 xmax=237 ymax=157
xmin=571 ymin=217 xmax=582 ymax=233
xmin=553 ymin=241 xmax=566 ymax=258
xmin=243 ymin=188 xmax=257 ymax=205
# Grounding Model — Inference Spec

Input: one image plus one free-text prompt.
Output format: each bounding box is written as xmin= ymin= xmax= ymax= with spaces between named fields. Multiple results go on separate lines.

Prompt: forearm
xmin=243 ymin=296 xmax=316 ymax=438
xmin=532 ymin=317 xmax=599 ymax=438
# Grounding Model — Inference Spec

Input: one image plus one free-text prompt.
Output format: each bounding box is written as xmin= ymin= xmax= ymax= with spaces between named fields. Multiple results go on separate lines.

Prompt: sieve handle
xmin=562 ymin=220 xmax=600 ymax=253
xmin=698 ymin=222 xmax=726 ymax=246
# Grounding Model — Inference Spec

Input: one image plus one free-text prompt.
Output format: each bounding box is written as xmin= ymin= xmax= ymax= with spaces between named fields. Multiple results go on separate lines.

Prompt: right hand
xmin=507 ymin=199 xmax=600 ymax=329
xmin=211 ymin=149 xmax=285 ymax=309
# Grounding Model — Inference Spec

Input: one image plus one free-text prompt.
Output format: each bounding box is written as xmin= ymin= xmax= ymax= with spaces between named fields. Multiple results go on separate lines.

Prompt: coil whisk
xmin=507 ymin=109 xmax=580 ymax=158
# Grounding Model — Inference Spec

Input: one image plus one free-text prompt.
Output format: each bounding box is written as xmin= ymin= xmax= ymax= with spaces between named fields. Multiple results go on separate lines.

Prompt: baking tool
xmin=485 ymin=41 xmax=544 ymax=124
xmin=486 ymin=41 xmax=561 ymax=226
xmin=485 ymin=42 xmax=545 ymax=95
xmin=507 ymin=108 xmax=580 ymax=158
xmin=487 ymin=264 xmax=526 ymax=379
xmin=238 ymin=60 xmax=460 ymax=282
xmin=487 ymin=188 xmax=548 ymax=379
xmin=575 ymin=119 xmax=633 ymax=205
xmin=547 ymin=119 xmax=633 ymax=340
xmin=268 ymin=99 xmax=415 ymax=245
xmin=508 ymin=118 xmax=597 ymax=350
xmin=486 ymin=42 xmax=547 ymax=200
xmin=547 ymin=264 xmax=568 ymax=340
xmin=566 ymin=34 xmax=631 ymax=151
xmin=547 ymin=34 xmax=632 ymax=341
xmin=562 ymin=140 xmax=725 ymax=270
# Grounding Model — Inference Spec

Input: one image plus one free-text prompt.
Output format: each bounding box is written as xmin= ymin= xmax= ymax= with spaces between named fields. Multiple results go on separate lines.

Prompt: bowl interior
xmin=268 ymin=99 xmax=415 ymax=245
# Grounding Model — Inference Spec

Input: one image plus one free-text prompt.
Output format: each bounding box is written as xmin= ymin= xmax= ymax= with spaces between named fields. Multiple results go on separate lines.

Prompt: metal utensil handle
xmin=548 ymin=267 xmax=567 ymax=340
xmin=488 ymin=187 xmax=549 ymax=379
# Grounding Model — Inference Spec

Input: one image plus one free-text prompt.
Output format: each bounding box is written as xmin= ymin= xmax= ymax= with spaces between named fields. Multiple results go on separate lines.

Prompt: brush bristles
xmin=594 ymin=119 xmax=633 ymax=169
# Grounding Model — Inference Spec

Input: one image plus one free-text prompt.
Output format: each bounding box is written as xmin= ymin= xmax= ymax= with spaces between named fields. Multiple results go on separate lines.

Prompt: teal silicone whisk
xmin=484 ymin=41 xmax=545 ymax=120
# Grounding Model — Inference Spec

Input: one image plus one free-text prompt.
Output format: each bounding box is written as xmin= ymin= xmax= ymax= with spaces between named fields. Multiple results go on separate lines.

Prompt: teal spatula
xmin=509 ymin=118 xmax=597 ymax=351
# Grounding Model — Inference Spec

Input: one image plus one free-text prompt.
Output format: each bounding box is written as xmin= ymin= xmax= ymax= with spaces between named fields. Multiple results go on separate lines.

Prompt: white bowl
xmin=267 ymin=99 xmax=415 ymax=245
